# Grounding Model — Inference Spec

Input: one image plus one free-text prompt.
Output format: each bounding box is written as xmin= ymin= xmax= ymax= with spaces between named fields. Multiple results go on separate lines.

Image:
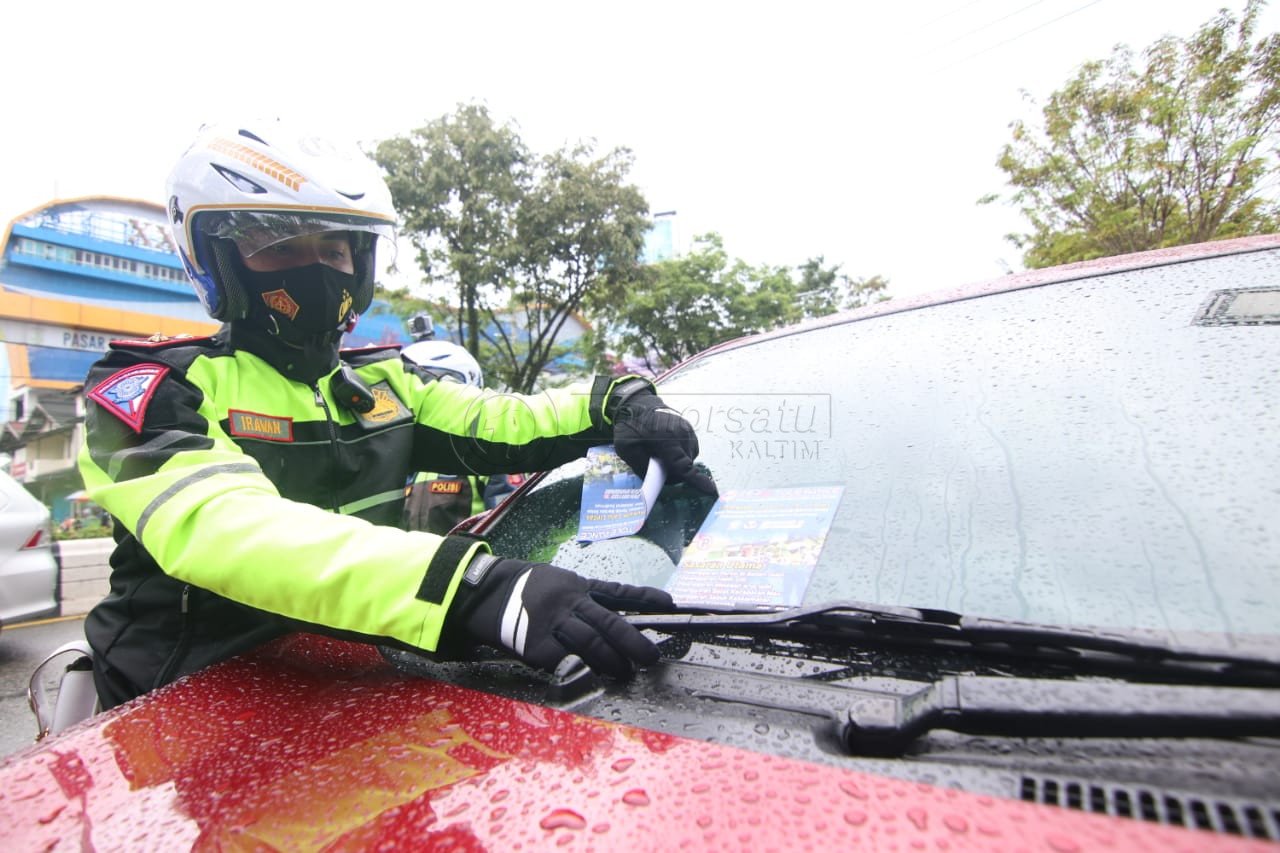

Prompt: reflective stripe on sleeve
xmin=108 ymin=430 xmax=196 ymax=481
xmin=339 ymin=488 xmax=409 ymax=516
xmin=135 ymin=462 xmax=263 ymax=540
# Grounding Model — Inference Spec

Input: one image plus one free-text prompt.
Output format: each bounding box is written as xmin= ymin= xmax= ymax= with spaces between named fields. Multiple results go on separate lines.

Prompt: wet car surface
xmin=2 ymin=634 xmax=1272 ymax=850
xmin=2 ymin=235 xmax=1278 ymax=849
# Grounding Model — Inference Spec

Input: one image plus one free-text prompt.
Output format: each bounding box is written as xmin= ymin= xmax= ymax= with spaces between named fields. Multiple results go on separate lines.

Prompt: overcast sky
xmin=3 ymin=0 xmax=1274 ymax=300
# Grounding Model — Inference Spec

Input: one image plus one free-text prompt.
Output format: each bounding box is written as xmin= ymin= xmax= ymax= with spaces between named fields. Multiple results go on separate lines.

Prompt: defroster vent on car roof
xmin=1019 ymin=775 xmax=1279 ymax=841
xmin=1194 ymin=286 xmax=1280 ymax=325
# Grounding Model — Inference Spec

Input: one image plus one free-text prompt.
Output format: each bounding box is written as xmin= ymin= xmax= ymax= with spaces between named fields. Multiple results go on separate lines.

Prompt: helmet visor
xmin=195 ymin=208 xmax=397 ymax=259
xmin=428 ymin=369 xmax=470 ymax=385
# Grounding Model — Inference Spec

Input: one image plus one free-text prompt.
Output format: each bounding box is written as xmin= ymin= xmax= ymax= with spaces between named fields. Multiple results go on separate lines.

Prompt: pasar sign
xmin=63 ymin=330 xmax=109 ymax=351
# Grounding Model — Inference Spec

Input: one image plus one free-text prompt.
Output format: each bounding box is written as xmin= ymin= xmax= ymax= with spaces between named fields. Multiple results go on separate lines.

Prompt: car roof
xmin=673 ymin=233 xmax=1280 ymax=371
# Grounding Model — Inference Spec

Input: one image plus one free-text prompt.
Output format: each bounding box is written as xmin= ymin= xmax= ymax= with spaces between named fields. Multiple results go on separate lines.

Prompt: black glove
xmin=447 ymin=554 xmax=674 ymax=679
xmin=612 ymin=389 xmax=718 ymax=496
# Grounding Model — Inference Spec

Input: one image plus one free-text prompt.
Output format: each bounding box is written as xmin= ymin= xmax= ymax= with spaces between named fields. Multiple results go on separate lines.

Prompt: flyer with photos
xmin=666 ymin=485 xmax=845 ymax=608
xmin=577 ymin=445 xmax=666 ymax=542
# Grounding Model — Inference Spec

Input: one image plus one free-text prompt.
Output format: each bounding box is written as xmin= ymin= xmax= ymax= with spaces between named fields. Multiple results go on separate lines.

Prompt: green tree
xmin=374 ymin=105 xmax=649 ymax=392
xmin=984 ymin=0 xmax=1280 ymax=268
xmin=610 ymin=234 xmax=758 ymax=372
xmin=610 ymin=235 xmax=890 ymax=373
xmin=375 ymin=104 xmax=526 ymax=357
xmin=503 ymin=144 xmax=650 ymax=392
xmin=796 ymin=257 xmax=890 ymax=315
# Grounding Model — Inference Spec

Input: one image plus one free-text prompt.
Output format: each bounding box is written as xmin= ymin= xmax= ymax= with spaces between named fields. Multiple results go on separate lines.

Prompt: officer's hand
xmin=613 ymin=391 xmax=718 ymax=496
xmin=448 ymin=554 xmax=674 ymax=679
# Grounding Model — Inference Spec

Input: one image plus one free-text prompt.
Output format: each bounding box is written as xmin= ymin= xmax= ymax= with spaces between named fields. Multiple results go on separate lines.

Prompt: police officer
xmin=399 ymin=339 xmax=499 ymax=534
xmin=78 ymin=120 xmax=716 ymax=709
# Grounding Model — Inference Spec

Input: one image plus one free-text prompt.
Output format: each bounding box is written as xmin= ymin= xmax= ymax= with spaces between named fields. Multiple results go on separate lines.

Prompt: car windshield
xmin=483 ymin=249 xmax=1280 ymax=650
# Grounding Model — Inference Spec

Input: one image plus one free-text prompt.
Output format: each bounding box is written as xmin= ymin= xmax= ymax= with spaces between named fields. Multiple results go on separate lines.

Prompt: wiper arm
xmin=851 ymin=675 xmax=1279 ymax=756
xmin=639 ymin=658 xmax=1280 ymax=758
xmin=629 ymin=600 xmax=1280 ymax=685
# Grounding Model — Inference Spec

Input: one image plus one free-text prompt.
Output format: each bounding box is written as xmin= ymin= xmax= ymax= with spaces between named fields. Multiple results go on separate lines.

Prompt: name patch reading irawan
xmin=228 ymin=410 xmax=294 ymax=442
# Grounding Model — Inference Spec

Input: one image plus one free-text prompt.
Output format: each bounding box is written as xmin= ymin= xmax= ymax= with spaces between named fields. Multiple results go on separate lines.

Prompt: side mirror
xmin=28 ymin=641 xmax=98 ymax=741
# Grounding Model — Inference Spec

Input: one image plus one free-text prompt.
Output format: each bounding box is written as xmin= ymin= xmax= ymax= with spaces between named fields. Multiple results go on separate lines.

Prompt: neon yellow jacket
xmin=78 ymin=332 xmax=627 ymax=707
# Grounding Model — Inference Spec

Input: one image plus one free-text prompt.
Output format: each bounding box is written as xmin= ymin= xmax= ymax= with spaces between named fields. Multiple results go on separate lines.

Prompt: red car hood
xmin=0 ymin=634 xmax=1267 ymax=851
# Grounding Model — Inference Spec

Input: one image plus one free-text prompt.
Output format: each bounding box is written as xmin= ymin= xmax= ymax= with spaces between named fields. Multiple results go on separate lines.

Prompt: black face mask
xmin=239 ymin=263 xmax=359 ymax=342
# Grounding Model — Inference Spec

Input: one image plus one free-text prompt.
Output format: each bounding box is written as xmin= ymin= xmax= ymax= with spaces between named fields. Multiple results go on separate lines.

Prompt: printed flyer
xmin=666 ymin=485 xmax=845 ymax=608
xmin=577 ymin=445 xmax=666 ymax=542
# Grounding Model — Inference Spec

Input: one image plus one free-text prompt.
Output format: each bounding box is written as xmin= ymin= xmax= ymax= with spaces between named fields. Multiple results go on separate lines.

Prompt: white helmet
xmin=402 ymin=341 xmax=484 ymax=387
xmin=165 ymin=120 xmax=397 ymax=321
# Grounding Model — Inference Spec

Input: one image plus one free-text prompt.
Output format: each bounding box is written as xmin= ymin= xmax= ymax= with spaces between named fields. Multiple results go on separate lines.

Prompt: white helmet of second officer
xmin=402 ymin=341 xmax=484 ymax=387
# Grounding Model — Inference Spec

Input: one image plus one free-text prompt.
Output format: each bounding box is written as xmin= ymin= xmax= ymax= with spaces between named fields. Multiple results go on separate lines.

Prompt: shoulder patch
xmin=109 ymin=333 xmax=216 ymax=351
xmin=355 ymin=381 xmax=412 ymax=429
xmin=88 ymin=363 xmax=170 ymax=432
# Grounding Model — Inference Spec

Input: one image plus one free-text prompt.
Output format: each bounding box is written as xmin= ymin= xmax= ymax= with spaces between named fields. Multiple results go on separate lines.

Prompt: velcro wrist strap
xmin=417 ymin=534 xmax=488 ymax=603
xmin=602 ymin=376 xmax=655 ymax=423
xmin=589 ymin=376 xmax=613 ymax=427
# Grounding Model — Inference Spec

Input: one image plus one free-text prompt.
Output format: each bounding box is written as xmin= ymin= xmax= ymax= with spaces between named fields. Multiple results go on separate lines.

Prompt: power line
xmin=920 ymin=0 xmax=991 ymax=30
xmin=930 ymin=0 xmax=1106 ymax=73
xmin=933 ymin=0 xmax=1056 ymax=51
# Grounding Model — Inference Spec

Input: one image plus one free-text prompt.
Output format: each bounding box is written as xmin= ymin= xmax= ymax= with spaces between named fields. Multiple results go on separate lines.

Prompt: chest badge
xmin=355 ymin=381 xmax=412 ymax=429
xmin=88 ymin=363 xmax=170 ymax=432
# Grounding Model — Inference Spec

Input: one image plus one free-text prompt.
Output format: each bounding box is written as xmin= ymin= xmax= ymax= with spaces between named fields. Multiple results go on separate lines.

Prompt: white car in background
xmin=0 ymin=470 xmax=57 ymax=630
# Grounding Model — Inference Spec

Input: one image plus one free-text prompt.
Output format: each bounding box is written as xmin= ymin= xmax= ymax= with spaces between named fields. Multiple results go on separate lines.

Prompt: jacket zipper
xmin=313 ymin=384 xmax=343 ymax=512
xmin=153 ymin=585 xmax=192 ymax=689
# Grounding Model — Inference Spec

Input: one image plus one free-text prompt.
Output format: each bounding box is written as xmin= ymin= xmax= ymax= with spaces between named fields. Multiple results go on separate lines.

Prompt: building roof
xmin=0 ymin=195 xmax=175 ymax=259
xmin=0 ymin=387 xmax=80 ymax=452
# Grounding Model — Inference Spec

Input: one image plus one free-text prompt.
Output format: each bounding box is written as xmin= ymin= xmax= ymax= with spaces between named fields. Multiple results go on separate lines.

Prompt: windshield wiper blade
xmin=844 ymin=674 xmax=1277 ymax=757
xmin=629 ymin=601 xmax=1280 ymax=684
xmin=650 ymin=664 xmax=1280 ymax=757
